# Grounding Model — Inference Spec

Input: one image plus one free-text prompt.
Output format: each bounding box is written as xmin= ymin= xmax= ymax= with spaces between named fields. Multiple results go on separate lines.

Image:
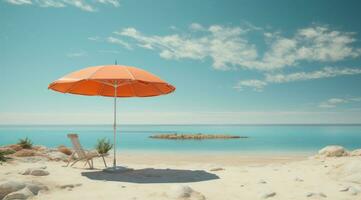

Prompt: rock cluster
xmin=0 ymin=144 xmax=72 ymax=163
xmin=0 ymin=180 xmax=48 ymax=200
xmin=21 ymin=167 xmax=49 ymax=176
xmin=150 ymin=133 xmax=246 ymax=140
xmin=315 ymin=145 xmax=361 ymax=158
xmin=318 ymin=145 xmax=348 ymax=157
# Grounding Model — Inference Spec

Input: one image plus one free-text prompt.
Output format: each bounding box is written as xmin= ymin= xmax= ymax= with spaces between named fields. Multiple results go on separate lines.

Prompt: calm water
xmin=1 ymin=125 xmax=361 ymax=154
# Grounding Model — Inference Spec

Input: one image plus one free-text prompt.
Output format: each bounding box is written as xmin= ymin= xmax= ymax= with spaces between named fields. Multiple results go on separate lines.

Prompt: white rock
xmin=350 ymin=149 xmax=361 ymax=156
xmin=0 ymin=181 xmax=26 ymax=199
xmin=31 ymin=169 xmax=49 ymax=176
xmin=167 ymin=185 xmax=205 ymax=200
xmin=294 ymin=177 xmax=304 ymax=182
xmin=209 ymin=168 xmax=224 ymax=171
xmin=46 ymin=152 xmax=68 ymax=161
xmin=318 ymin=145 xmax=348 ymax=157
xmin=21 ymin=167 xmax=49 ymax=176
xmin=339 ymin=186 xmax=349 ymax=192
xmin=169 ymin=185 xmax=193 ymax=198
xmin=25 ymin=181 xmax=48 ymax=195
xmin=261 ymin=191 xmax=276 ymax=199
xmin=306 ymin=192 xmax=327 ymax=198
xmin=258 ymin=179 xmax=267 ymax=184
xmin=3 ymin=187 xmax=34 ymax=200
xmin=348 ymin=186 xmax=360 ymax=196
xmin=58 ymin=183 xmax=82 ymax=189
xmin=330 ymin=159 xmax=361 ymax=184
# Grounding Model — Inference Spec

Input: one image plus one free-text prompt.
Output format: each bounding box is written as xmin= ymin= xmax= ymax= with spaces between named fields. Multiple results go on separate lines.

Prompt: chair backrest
xmin=67 ymin=134 xmax=86 ymax=158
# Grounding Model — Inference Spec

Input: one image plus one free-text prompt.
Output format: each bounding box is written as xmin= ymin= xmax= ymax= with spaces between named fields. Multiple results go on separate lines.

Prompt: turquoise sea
xmin=1 ymin=125 xmax=361 ymax=154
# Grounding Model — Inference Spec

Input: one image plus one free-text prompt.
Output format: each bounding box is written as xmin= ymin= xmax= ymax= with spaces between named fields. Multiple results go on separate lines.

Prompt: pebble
xmin=261 ymin=191 xmax=276 ymax=199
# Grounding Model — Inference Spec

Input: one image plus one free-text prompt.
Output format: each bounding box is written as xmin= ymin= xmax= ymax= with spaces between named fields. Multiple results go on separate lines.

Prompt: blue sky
xmin=1 ymin=0 xmax=361 ymax=124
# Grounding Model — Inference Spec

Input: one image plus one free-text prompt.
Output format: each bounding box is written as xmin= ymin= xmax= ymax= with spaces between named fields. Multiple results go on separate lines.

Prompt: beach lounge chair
xmin=66 ymin=134 xmax=107 ymax=169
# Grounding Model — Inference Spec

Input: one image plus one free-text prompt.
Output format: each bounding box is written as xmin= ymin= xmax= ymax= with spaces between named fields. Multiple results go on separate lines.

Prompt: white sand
xmin=1 ymin=151 xmax=361 ymax=200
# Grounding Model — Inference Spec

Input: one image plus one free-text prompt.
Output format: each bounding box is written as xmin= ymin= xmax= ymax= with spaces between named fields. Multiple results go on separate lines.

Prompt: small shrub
xmin=17 ymin=137 xmax=33 ymax=149
xmin=0 ymin=151 xmax=6 ymax=162
xmin=0 ymin=149 xmax=16 ymax=155
xmin=95 ymin=138 xmax=113 ymax=155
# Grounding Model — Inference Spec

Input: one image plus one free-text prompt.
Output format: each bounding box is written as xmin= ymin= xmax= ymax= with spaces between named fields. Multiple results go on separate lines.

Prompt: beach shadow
xmin=81 ymin=168 xmax=219 ymax=183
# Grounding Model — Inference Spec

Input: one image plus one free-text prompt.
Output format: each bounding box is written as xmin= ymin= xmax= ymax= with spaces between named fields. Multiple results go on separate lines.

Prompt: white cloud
xmin=36 ymin=0 xmax=65 ymax=7
xmin=88 ymin=36 xmax=101 ymax=41
xmin=115 ymin=26 xmax=257 ymax=70
xmin=234 ymin=80 xmax=267 ymax=92
xmin=62 ymin=0 xmax=94 ymax=11
xmin=111 ymin=24 xmax=361 ymax=71
xmin=67 ymin=50 xmax=87 ymax=57
xmin=98 ymin=50 xmax=120 ymax=54
xmin=189 ymin=23 xmax=205 ymax=31
xmin=5 ymin=0 xmax=32 ymax=5
xmin=265 ymin=67 xmax=361 ymax=83
xmin=252 ymin=26 xmax=360 ymax=70
xmin=96 ymin=0 xmax=119 ymax=7
xmin=319 ymin=97 xmax=361 ymax=108
xmin=236 ymin=67 xmax=361 ymax=91
xmin=4 ymin=0 xmax=120 ymax=11
xmin=107 ymin=37 xmax=132 ymax=50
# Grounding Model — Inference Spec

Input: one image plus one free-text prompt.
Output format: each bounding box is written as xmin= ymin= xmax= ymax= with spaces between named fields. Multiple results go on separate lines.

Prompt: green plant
xmin=17 ymin=137 xmax=33 ymax=149
xmin=95 ymin=138 xmax=113 ymax=154
xmin=0 ymin=151 xmax=7 ymax=163
xmin=0 ymin=149 xmax=16 ymax=155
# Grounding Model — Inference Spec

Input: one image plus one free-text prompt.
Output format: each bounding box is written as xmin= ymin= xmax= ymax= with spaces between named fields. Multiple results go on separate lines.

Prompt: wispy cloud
xmin=265 ymin=67 xmax=361 ymax=83
xmin=66 ymin=50 xmax=87 ymax=57
xmin=189 ymin=23 xmax=205 ymax=31
xmin=115 ymin=25 xmax=257 ymax=70
xmin=4 ymin=0 xmax=120 ymax=11
xmin=98 ymin=49 xmax=120 ymax=54
xmin=107 ymin=36 xmax=132 ymax=50
xmin=319 ymin=97 xmax=361 ymax=108
xmin=233 ymin=80 xmax=267 ymax=92
xmin=88 ymin=36 xmax=101 ymax=41
xmin=5 ymin=0 xmax=32 ymax=5
xmin=236 ymin=67 xmax=361 ymax=91
xmin=110 ymin=24 xmax=361 ymax=71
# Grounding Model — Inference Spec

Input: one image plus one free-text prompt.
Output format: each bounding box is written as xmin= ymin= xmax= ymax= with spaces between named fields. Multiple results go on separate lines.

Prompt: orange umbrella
xmin=49 ymin=65 xmax=175 ymax=170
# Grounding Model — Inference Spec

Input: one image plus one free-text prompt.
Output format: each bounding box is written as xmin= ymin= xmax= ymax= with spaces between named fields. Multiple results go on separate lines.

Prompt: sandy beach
xmin=1 ymin=149 xmax=361 ymax=200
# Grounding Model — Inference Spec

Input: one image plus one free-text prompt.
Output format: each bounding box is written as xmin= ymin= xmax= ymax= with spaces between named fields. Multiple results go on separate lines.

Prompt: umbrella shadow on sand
xmin=81 ymin=168 xmax=219 ymax=183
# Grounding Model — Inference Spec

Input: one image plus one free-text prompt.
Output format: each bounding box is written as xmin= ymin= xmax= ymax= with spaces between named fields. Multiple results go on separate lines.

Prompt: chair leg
xmin=66 ymin=152 xmax=75 ymax=167
xmin=85 ymin=159 xmax=92 ymax=169
xmin=71 ymin=158 xmax=83 ymax=167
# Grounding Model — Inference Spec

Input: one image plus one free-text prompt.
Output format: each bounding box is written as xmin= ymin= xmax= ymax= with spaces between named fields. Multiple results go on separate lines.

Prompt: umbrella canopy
xmin=48 ymin=65 xmax=175 ymax=170
xmin=48 ymin=65 xmax=175 ymax=97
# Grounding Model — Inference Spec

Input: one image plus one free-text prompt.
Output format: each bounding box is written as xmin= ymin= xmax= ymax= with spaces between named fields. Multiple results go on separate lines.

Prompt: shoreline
xmin=115 ymin=149 xmax=314 ymax=157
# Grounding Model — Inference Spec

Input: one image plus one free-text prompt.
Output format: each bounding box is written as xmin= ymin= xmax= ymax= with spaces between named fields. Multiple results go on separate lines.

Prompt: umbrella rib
xmin=97 ymin=82 xmax=106 ymax=96
xmin=124 ymin=67 xmax=138 ymax=97
xmin=124 ymin=67 xmax=136 ymax=80
xmin=64 ymin=80 xmax=83 ymax=94
xmin=88 ymin=66 xmax=105 ymax=80
xmin=151 ymin=83 xmax=165 ymax=95
xmin=128 ymin=79 xmax=138 ymax=97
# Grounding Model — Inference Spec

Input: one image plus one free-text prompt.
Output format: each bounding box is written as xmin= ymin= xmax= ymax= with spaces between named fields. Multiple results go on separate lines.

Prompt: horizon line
xmin=1 ymin=123 xmax=361 ymax=126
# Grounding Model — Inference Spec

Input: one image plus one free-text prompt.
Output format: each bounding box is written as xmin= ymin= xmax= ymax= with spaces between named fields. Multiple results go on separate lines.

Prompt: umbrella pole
xmin=113 ymin=83 xmax=117 ymax=169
